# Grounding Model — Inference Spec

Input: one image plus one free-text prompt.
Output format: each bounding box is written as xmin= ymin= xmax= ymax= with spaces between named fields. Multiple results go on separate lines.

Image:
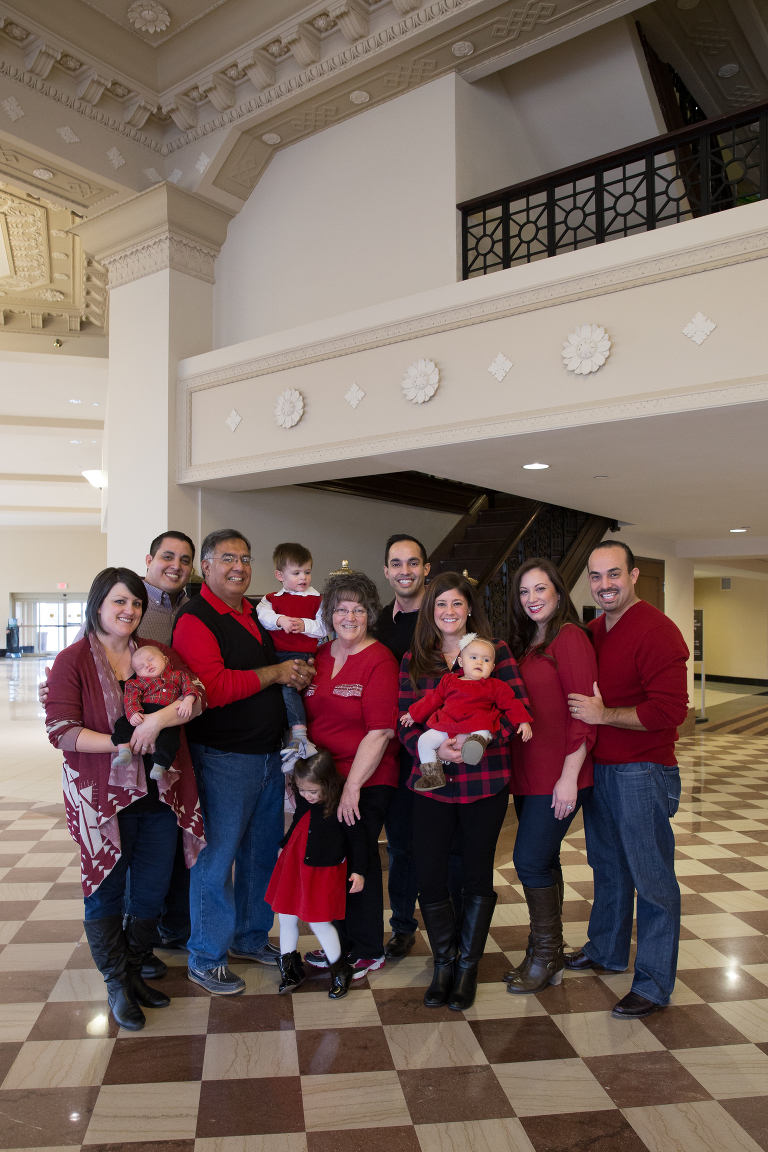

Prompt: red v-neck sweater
xmin=589 ymin=600 xmax=689 ymax=766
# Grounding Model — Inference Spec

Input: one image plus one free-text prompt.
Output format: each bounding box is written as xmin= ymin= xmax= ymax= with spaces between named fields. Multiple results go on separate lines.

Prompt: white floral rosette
xmin=402 ymin=358 xmax=439 ymax=404
xmin=274 ymin=388 xmax=304 ymax=428
xmin=562 ymin=325 xmax=611 ymax=375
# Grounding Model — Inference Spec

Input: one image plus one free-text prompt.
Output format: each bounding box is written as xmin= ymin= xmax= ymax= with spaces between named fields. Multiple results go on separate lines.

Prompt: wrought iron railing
xmin=460 ymin=100 xmax=768 ymax=279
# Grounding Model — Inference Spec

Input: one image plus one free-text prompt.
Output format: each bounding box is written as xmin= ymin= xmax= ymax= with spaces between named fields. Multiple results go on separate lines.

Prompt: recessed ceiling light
xmin=70 ymin=439 xmax=81 ymax=444
xmin=523 ymin=462 xmax=549 ymax=470
xmin=93 ymin=402 xmax=99 ymax=406
xmin=730 ymin=527 xmax=748 ymax=533
xmin=69 ymin=398 xmax=81 ymax=404
xmin=82 ymin=469 xmax=105 ymax=488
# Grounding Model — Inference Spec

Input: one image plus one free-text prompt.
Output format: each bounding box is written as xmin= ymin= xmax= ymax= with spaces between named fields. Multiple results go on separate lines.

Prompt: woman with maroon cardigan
xmin=503 ymin=558 xmax=597 ymax=994
xmin=399 ymin=572 xmax=530 ymax=1011
xmin=45 ymin=568 xmax=205 ymax=1032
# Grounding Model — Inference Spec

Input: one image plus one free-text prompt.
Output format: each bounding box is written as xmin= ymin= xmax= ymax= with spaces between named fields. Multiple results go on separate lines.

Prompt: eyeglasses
xmin=209 ymin=554 xmax=252 ymax=565
xmin=333 ymin=606 xmax=367 ymax=618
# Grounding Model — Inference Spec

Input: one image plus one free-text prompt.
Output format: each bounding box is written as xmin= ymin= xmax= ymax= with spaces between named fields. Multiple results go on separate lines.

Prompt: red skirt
xmin=265 ymin=811 xmax=348 ymax=923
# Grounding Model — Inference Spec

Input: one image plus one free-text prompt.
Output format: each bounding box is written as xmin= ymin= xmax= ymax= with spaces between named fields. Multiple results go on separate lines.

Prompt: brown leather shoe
xmin=563 ymin=949 xmax=596 ymax=970
xmin=385 ymin=932 xmax=416 ymax=959
xmin=612 ymin=991 xmax=662 ymax=1019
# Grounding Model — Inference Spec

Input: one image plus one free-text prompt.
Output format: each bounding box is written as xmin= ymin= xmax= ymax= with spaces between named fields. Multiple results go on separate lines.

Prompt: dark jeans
xmin=335 ymin=784 xmax=394 ymax=962
xmin=384 ymin=750 xmax=420 ymax=935
xmin=279 ymin=649 xmax=308 ymax=730
xmin=413 ymin=786 xmax=509 ymax=904
xmin=582 ymin=761 xmax=681 ymax=1005
xmin=512 ymin=788 xmax=592 ymax=887
xmin=84 ymin=803 xmax=178 ymax=920
xmin=112 ymin=703 xmax=181 ymax=770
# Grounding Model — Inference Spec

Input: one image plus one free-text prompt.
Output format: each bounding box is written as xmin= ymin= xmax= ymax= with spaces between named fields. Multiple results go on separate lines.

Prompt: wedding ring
xmin=566 ymin=805 xmax=573 ymax=810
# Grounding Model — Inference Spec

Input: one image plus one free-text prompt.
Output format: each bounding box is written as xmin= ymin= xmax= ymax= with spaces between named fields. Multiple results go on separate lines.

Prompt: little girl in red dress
xmin=266 ymin=748 xmax=368 ymax=1000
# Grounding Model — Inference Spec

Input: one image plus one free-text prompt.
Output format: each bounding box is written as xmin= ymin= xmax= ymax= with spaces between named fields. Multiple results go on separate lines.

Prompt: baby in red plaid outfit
xmin=112 ymin=646 xmax=199 ymax=782
xmin=401 ymin=634 xmax=532 ymax=792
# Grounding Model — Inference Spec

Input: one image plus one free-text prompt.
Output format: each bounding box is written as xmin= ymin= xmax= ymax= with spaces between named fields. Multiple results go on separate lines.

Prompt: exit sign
xmin=57 ymin=583 xmax=68 ymax=590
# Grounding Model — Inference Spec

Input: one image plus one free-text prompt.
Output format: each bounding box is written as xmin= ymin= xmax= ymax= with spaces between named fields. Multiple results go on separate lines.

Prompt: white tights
xmin=278 ymin=913 xmax=341 ymax=963
xmin=417 ymin=728 xmax=492 ymax=764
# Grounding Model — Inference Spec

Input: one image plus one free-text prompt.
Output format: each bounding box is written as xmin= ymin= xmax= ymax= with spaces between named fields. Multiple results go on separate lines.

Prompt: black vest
xmin=174 ymin=593 xmax=287 ymax=754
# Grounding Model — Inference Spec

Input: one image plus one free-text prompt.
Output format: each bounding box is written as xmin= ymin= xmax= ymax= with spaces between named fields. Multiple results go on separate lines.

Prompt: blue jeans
xmin=513 ymin=788 xmax=592 ymax=887
xmin=582 ymin=761 xmax=681 ymax=1005
xmin=279 ymin=650 xmax=308 ymax=729
xmin=84 ymin=804 xmax=178 ymax=920
xmin=188 ymin=744 xmax=284 ymax=970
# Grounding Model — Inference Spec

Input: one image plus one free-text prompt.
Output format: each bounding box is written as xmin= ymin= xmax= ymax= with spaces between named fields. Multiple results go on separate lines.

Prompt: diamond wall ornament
xmin=562 ymin=324 xmax=611 ymax=374
xmin=274 ymin=389 xmax=304 ymax=428
xmin=225 ymin=409 xmax=242 ymax=432
xmin=144 ymin=167 xmax=163 ymax=183
xmin=488 ymin=353 xmax=513 ymax=382
xmin=344 ymin=383 xmax=365 ymax=409
xmin=196 ymin=152 xmax=211 ymax=174
xmin=682 ymin=312 xmax=716 ymax=346
xmin=1 ymin=96 xmax=25 ymax=122
xmin=107 ymin=147 xmax=125 ymax=170
xmin=168 ymin=169 xmax=183 ymax=184
xmin=56 ymin=126 xmax=80 ymax=143
xmin=402 ymin=358 xmax=439 ymax=404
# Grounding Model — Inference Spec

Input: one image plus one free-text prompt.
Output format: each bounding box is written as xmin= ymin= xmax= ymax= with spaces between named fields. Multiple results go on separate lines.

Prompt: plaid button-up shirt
xmin=398 ymin=639 xmax=529 ymax=803
xmin=123 ymin=667 xmax=198 ymax=721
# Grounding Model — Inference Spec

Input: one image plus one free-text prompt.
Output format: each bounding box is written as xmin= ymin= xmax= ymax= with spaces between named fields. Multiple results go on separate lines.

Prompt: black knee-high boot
xmin=449 ymin=893 xmax=497 ymax=1011
xmin=83 ymin=917 xmax=145 ymax=1031
xmin=420 ymin=898 xmax=457 ymax=1008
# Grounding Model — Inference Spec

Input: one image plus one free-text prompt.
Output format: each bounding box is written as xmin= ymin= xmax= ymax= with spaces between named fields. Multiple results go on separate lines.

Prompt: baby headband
xmin=458 ymin=633 xmax=495 ymax=655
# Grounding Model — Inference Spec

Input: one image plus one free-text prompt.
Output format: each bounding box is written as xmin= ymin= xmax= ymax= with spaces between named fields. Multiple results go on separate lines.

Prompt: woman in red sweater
xmin=504 ymin=558 xmax=597 ymax=994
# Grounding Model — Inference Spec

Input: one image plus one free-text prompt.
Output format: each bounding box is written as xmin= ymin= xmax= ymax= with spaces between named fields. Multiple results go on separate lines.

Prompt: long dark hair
xmin=409 ymin=571 xmax=492 ymax=688
xmin=509 ymin=557 xmax=586 ymax=661
xmin=84 ymin=568 xmax=148 ymax=637
xmin=292 ymin=748 xmax=344 ymax=818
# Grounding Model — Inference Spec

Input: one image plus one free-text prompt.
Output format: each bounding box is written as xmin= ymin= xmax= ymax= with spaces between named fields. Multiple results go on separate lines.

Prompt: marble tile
xmin=84 ymin=1080 xmax=202 ymax=1143
xmin=306 ymin=1127 xmax=420 ymax=1152
xmin=16 ymin=852 xmax=77 ymax=869
xmin=414 ymin=1117 xmax=536 ymax=1152
xmin=104 ymin=1034 xmax=207 ymax=1084
xmin=2 ymin=1037 xmax=113 ymax=1088
xmin=296 ymin=1026 xmax=394 ymax=1075
xmin=27 ymin=898 xmax=84 ymax=921
xmin=11 ymin=918 xmax=87 ymax=944
xmin=197 ymin=1076 xmax=304 ymax=1137
xmin=372 ymin=987 xmax=460 ymax=1026
xmin=680 ymin=966 xmax=768 ymax=1002
xmin=462 ymin=983 xmax=548 ymax=1022
xmin=534 ymin=975 xmax=618 ymax=1015
xmin=0 ymin=942 xmax=76 ymax=971
xmin=551 ymin=1010 xmax=666 ymax=1057
xmin=0 ymin=882 xmax=53 ymax=900
xmin=0 ymin=969 xmax=61 ymax=1004
xmin=398 ymin=1065 xmax=515 ymax=1125
xmin=492 ymin=1057 xmax=615 ymax=1116
xmin=0 ymin=1085 xmax=99 ymax=1147
xmin=117 ymin=997 xmax=210 ymax=1038
xmin=49 ymin=968 xmax=107 ymax=1002
xmin=729 ymin=872 xmax=768 ymax=891
xmin=672 ymin=1042 xmax=768 ymax=1098
xmin=676 ymin=939 xmax=733 ymax=969
xmin=301 ymin=1069 xmax=410 ymax=1131
xmin=641 ymin=1003 xmax=753 ymax=1049
xmin=0 ymin=919 xmax=23 ymax=942
xmin=720 ymin=1097 xmax=768 ymax=1152
xmin=292 ymin=989 xmax=381 ymax=1031
xmin=384 ymin=1021 xmax=486 ymax=1070
xmin=624 ymin=1098 xmax=766 ymax=1152
xmin=744 ymin=962 xmax=768 ymax=987
xmin=491 ymin=904 xmax=534 ymax=928
xmin=710 ymin=998 xmax=768 ymax=1042
xmin=0 ymin=1001 xmax=45 ymax=1042
xmin=705 ymin=890 xmax=768 ymax=914
xmin=366 ymin=956 xmax=433 ymax=989
xmin=469 ymin=1017 xmax=577 ymax=1064
xmin=195 ymin=1137 xmax=307 ymax=1152
xmin=582 ymin=1050 xmax=713 ymax=1108
xmin=519 ymin=1110 xmax=649 ymax=1152
xmin=207 ymin=992 xmax=294 ymax=1033
xmin=681 ymin=913 xmax=761 ymax=939
xmin=202 ymin=1029 xmax=299 ymax=1079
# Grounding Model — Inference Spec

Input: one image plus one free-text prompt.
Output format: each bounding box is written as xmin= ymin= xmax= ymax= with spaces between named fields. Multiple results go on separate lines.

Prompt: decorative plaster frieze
xmin=274 ymin=388 xmax=304 ymax=428
xmin=402 ymin=357 xmax=439 ymax=403
xmin=562 ymin=324 xmax=610 ymax=374
xmin=101 ymin=231 xmax=219 ymax=288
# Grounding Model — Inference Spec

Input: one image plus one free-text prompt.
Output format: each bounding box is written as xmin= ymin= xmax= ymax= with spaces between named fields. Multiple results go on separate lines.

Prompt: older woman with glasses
xmin=301 ymin=570 xmax=400 ymax=984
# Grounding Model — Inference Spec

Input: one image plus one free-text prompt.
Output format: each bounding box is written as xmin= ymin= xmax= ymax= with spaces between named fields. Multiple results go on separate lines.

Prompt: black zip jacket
xmin=280 ymin=793 xmax=369 ymax=874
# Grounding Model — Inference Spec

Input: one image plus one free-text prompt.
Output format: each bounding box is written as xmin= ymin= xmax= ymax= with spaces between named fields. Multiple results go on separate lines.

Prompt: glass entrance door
xmin=11 ymin=596 xmax=87 ymax=655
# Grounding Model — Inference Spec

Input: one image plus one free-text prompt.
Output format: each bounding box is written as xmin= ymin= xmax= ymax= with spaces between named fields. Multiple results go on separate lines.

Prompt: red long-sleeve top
xmin=589 ymin=599 xmax=689 ymax=766
xmin=407 ymin=672 xmax=531 ymax=736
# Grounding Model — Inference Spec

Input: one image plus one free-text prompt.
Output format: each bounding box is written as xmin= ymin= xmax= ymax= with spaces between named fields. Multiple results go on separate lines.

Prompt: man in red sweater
xmin=566 ymin=541 xmax=689 ymax=1019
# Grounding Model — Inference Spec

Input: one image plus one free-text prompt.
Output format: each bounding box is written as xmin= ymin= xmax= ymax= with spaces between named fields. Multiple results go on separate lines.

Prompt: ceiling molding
xmin=0 ymin=471 xmax=90 ymax=482
xmin=0 ymin=503 xmax=99 ymax=511
xmin=0 ymin=414 xmax=103 ymax=428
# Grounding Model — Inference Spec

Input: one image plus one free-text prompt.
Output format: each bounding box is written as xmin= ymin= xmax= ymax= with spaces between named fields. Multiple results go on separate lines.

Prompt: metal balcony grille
xmin=460 ymin=101 xmax=768 ymax=279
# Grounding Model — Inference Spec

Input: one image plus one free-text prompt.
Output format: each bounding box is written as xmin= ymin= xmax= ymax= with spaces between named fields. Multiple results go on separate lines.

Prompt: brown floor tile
xmin=297 ymin=1026 xmax=395 ymax=1075
xmin=207 ymin=992 xmax=295 ymax=1032
xmin=103 ymin=1034 xmax=206 ymax=1083
xmin=741 ymin=841 xmax=768 ymax=854
xmin=398 ymin=1065 xmax=515 ymax=1124
xmin=567 ymin=882 xmax=599 ymax=900
xmin=477 ymin=953 xmax=516 ymax=983
xmin=11 ymin=919 xmax=86 ymax=944
xmin=0 ymin=901 xmax=38 ymax=920
xmin=307 ymin=1127 xmax=421 ymax=1152
xmin=561 ymin=901 xmax=595 ymax=922
xmin=0 ymin=829 xmax=46 ymax=840
xmin=747 ymin=829 xmax=768 ymax=842
xmin=28 ymin=1000 xmax=119 ymax=1040
xmin=155 ymin=968 xmax=211 ymax=999
xmin=86 ymin=1142 xmax=194 ymax=1152
xmin=678 ymin=925 xmax=700 ymax=942
xmin=196 ymin=1076 xmax=304 ymax=1136
xmin=66 ymin=940 xmax=97 ymax=969
xmin=713 ymin=936 xmax=768 ymax=964
xmin=706 ymin=857 xmax=764 ymax=874
xmin=3 ymin=867 xmax=64 ymax=884
xmin=535 ymin=976 xmax=618 ymax=1015
xmin=735 ymin=910 xmax=768 ymax=933
xmin=681 ymin=874 xmax=747 ymax=893
xmin=0 ymin=1041 xmax=23 ymax=1082
xmin=42 ymin=882 xmax=86 ymax=900
xmin=372 ymin=987 xmax=458 ymax=1025
xmin=520 ymin=1108 xmax=658 ymax=1151
xmin=720 ymin=1096 xmax=768 ymax=1150
xmin=489 ymin=925 xmax=534 ymax=951
xmin=582 ymin=1051 xmax=712 ymax=1108
xmin=469 ymin=1017 xmax=578 ymax=1064
xmin=641 ymin=1003 xmax=750 ymax=1048
xmin=0 ymin=1085 xmax=98 ymax=1147
xmin=496 ymin=887 xmax=526 ymax=904
xmin=0 ymin=969 xmax=61 ymax=1002
xmin=679 ymin=966 xmax=768 ymax=1002
xmin=680 ymin=894 xmax=724 ymax=916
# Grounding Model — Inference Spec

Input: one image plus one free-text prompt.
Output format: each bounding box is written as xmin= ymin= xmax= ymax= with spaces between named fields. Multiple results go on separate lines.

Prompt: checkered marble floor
xmin=1 ymin=732 xmax=767 ymax=1152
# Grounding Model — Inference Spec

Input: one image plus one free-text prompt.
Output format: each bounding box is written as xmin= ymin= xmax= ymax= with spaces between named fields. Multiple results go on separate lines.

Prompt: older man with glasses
xmin=173 ymin=528 xmax=315 ymax=996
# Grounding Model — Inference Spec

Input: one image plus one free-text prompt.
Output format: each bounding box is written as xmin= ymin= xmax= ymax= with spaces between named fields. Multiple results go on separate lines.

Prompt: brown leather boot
xmin=504 ymin=885 xmax=564 ymax=994
xmin=461 ymin=734 xmax=491 ymax=765
xmin=414 ymin=761 xmax=446 ymax=791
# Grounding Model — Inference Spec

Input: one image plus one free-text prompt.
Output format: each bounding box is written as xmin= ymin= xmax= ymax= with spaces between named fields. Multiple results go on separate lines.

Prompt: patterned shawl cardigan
xmin=45 ymin=634 xmax=206 ymax=896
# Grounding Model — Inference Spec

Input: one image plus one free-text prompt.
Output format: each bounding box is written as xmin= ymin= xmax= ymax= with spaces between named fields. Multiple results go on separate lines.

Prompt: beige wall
xmin=694 ymin=576 xmax=768 ymax=681
xmin=1 ymin=527 xmax=107 ymax=625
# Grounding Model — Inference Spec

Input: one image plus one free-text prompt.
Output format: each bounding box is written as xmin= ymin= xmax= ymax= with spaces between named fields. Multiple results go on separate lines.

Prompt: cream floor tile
xmin=28 ymin=899 xmax=85 ymax=921
xmin=715 ymin=819 xmax=768 ymax=831
xmin=4 ymin=820 xmax=57 ymax=831
xmin=0 ymin=1002 xmax=45 ymax=1042
xmin=552 ymin=1011 xmax=666 ymax=1057
xmin=118 ymin=996 xmax=209 ymax=1038
xmin=83 ymin=1081 xmax=202 ymax=1144
xmin=491 ymin=904 xmax=534 ymax=927
xmin=415 ymin=1117 xmax=536 ymax=1152
xmin=0 ymin=841 xmax=39 ymax=855
xmin=301 ymin=1069 xmax=410 ymax=1131
xmin=670 ymin=979 xmax=706 ymax=1006
xmin=493 ymin=1057 xmax=615 ymax=1116
xmin=704 ymin=890 xmax=768 ymax=914
xmin=710 ymin=999 xmax=768 ymax=1043
xmin=158 ymin=948 xmax=195 ymax=968
xmin=695 ymin=832 xmax=758 ymax=844
xmin=202 ymin=1029 xmax=298 ymax=1079
xmin=49 ymin=968 xmax=106 ymax=1002
xmin=560 ymin=865 xmax=595 ymax=882
xmin=676 ymin=845 xmax=737 ymax=860
xmin=462 ymin=983 xmax=548 ymax=1021
xmin=561 ymin=922 xmax=591 ymax=948
xmin=624 ymin=1099 xmax=765 ymax=1152
xmin=16 ymin=851 xmax=77 ymax=869
xmin=39 ymin=829 xmax=73 ymax=842
xmin=727 ymin=872 xmax=768 ymax=891
xmin=672 ymin=1043 xmax=768 ymax=1099
xmin=231 ymin=964 xmax=281 ymax=995
xmin=2 ymin=1038 xmax=113 ymax=1088
xmin=672 ymin=860 xmax=718 ymax=877
xmin=367 ymin=955 xmax=433 ymax=989
xmin=195 ymin=1138 xmax=308 ymax=1152
xmin=292 ymin=988 xmax=381 ymax=1031
xmin=0 ymin=942 xmax=76 ymax=972
xmin=384 ymin=1021 xmax=487 ymax=1069
xmin=0 ymin=882 xmax=53 ymax=901
xmin=743 ymin=857 xmax=768 ymax=871
xmin=680 ymin=913 xmax=760 ymax=939
xmin=57 ymin=865 xmax=83 ymax=883
xmin=743 ymin=963 xmax=768 ymax=987
xmin=0 ymin=920 xmax=23 ymax=944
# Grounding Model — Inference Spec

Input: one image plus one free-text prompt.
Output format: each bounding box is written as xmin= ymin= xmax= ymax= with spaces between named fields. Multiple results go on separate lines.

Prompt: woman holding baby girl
xmin=44 ymin=567 xmax=206 ymax=1032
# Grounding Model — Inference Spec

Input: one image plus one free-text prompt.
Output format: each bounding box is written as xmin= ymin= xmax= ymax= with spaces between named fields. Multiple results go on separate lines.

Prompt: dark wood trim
xmin=558 ymin=516 xmax=613 ymax=591
xmin=475 ymin=502 xmax=545 ymax=592
xmin=300 ymin=472 xmax=489 ymax=516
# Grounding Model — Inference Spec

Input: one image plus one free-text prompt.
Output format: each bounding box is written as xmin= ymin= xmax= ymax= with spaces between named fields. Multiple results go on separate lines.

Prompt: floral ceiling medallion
xmin=127 ymin=2 xmax=171 ymax=33
xmin=562 ymin=324 xmax=611 ymax=375
xmin=275 ymin=389 xmax=304 ymax=428
xmin=402 ymin=358 xmax=439 ymax=404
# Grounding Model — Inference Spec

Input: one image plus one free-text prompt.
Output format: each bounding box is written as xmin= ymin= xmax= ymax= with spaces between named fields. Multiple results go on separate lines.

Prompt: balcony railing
xmin=459 ymin=100 xmax=768 ymax=280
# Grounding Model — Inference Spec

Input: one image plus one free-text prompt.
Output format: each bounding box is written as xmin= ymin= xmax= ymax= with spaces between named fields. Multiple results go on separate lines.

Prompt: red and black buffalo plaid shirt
xmin=124 ymin=668 xmax=198 ymax=721
xmin=398 ymin=639 xmax=529 ymax=804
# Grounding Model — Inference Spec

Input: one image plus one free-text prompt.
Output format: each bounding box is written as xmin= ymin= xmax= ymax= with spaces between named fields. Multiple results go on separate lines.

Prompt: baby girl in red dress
xmin=401 ymin=634 xmax=533 ymax=791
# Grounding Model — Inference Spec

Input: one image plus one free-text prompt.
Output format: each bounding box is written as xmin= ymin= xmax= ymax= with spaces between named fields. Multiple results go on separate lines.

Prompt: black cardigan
xmin=280 ymin=793 xmax=368 ymax=874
